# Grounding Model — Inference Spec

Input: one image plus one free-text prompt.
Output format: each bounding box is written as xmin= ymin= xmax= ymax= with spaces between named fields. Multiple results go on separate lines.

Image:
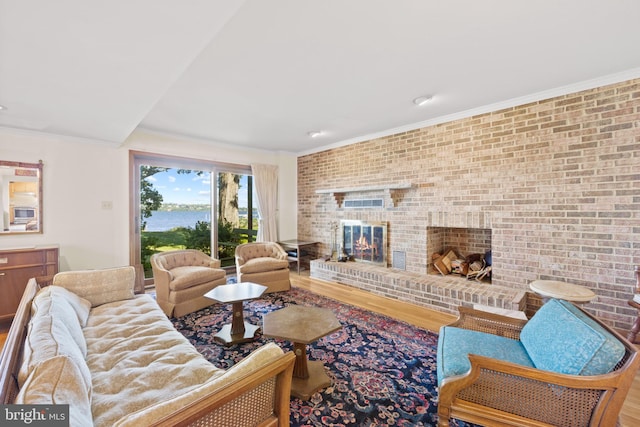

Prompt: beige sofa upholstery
xmin=0 ymin=268 xmax=295 ymax=427
xmin=150 ymin=249 xmax=227 ymax=317
xmin=235 ymin=242 xmax=291 ymax=293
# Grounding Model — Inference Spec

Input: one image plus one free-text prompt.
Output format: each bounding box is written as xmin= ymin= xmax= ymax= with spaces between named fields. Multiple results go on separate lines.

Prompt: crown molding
xmin=298 ymin=67 xmax=640 ymax=157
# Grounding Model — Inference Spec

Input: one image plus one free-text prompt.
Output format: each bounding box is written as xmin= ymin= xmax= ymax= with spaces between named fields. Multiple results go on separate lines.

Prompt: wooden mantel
xmin=315 ymin=183 xmax=412 ymax=207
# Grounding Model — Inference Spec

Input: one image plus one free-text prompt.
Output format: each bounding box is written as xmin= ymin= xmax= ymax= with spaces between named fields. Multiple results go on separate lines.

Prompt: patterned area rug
xmin=172 ymin=287 xmax=472 ymax=426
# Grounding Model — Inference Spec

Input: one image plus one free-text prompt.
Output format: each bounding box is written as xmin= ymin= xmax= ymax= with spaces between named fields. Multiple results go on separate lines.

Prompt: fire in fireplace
xmin=341 ymin=220 xmax=387 ymax=266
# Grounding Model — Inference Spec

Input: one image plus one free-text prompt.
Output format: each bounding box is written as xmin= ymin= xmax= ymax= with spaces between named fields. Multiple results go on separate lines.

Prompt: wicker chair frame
xmin=437 ymin=305 xmax=640 ymax=427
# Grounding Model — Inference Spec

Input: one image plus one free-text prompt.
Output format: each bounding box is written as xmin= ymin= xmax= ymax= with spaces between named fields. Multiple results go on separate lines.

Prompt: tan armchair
xmin=235 ymin=242 xmax=291 ymax=293
xmin=150 ymin=249 xmax=227 ymax=317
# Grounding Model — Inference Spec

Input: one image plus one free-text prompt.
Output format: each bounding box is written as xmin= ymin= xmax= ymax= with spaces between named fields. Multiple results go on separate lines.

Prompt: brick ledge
xmin=310 ymin=259 xmax=526 ymax=316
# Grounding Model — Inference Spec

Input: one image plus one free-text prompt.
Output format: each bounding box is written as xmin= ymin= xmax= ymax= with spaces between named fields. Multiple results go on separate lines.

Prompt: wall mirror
xmin=0 ymin=160 xmax=43 ymax=234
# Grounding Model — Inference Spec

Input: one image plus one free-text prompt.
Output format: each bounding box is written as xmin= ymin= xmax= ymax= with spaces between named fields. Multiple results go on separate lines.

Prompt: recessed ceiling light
xmin=413 ymin=95 xmax=433 ymax=106
xmin=307 ymin=131 xmax=322 ymax=138
xmin=0 ymin=105 xmax=7 ymax=111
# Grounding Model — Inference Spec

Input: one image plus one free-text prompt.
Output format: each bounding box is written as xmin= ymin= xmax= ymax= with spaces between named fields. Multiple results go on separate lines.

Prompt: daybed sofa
xmin=0 ymin=266 xmax=295 ymax=427
xmin=437 ymin=298 xmax=640 ymax=427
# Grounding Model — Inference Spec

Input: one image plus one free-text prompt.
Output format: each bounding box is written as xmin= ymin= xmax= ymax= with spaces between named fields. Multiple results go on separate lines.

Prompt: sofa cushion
xmin=520 ymin=298 xmax=625 ymax=375
xmin=239 ymin=257 xmax=289 ymax=274
xmin=16 ymin=355 xmax=93 ymax=427
xmin=33 ymin=285 xmax=91 ymax=327
xmin=168 ymin=265 xmax=226 ymax=291
xmin=82 ymin=294 xmax=225 ymax=427
xmin=53 ymin=266 xmax=135 ymax=307
xmin=31 ymin=287 xmax=88 ymax=357
xmin=437 ymin=326 xmax=534 ymax=386
xmin=18 ymin=314 xmax=92 ymax=391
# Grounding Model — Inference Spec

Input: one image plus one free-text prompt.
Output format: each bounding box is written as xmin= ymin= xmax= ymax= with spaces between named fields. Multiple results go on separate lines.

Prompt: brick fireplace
xmin=297 ymin=77 xmax=640 ymax=332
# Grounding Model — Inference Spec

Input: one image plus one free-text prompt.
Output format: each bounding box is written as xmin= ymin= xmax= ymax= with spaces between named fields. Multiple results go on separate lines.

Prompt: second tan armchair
xmin=151 ymin=249 xmax=227 ymax=317
xmin=235 ymin=242 xmax=291 ymax=293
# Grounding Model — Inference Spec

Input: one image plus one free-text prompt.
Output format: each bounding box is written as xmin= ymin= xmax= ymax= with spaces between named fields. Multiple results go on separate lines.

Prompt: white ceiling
xmin=2 ymin=0 xmax=640 ymax=155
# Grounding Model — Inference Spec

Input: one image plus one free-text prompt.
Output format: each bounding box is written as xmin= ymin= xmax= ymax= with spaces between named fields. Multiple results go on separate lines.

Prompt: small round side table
xmin=529 ymin=280 xmax=596 ymax=303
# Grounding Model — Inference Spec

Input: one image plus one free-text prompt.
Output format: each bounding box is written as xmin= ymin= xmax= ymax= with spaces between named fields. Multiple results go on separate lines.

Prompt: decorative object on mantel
xmin=315 ymin=183 xmax=411 ymax=207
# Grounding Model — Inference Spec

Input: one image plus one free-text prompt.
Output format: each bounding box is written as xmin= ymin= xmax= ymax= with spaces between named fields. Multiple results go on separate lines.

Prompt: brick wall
xmin=297 ymin=78 xmax=640 ymax=331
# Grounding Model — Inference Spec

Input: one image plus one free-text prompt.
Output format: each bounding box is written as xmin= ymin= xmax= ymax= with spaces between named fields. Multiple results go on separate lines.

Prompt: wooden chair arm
xmin=438 ymin=354 xmax=634 ymax=427
xmin=142 ymin=351 xmax=295 ymax=427
xmin=450 ymin=306 xmax=527 ymax=340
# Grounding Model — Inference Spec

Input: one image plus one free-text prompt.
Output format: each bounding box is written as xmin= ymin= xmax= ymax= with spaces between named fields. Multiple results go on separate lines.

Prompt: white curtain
xmin=251 ymin=163 xmax=279 ymax=242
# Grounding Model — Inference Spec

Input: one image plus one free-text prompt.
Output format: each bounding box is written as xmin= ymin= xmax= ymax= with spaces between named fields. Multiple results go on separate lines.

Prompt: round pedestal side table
xmin=529 ymin=280 xmax=596 ymax=304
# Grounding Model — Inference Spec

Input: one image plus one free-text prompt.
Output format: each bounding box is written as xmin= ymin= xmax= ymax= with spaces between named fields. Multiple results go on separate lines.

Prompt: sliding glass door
xmin=129 ymin=151 xmax=257 ymax=284
xmin=216 ymin=172 xmax=257 ymax=267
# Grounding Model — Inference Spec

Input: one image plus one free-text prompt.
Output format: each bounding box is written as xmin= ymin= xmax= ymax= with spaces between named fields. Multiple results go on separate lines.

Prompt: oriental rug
xmin=172 ymin=287 xmax=472 ymax=427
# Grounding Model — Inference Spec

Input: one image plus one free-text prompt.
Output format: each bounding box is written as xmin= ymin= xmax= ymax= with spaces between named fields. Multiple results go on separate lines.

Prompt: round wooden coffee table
xmin=262 ymin=305 xmax=342 ymax=400
xmin=204 ymin=282 xmax=267 ymax=346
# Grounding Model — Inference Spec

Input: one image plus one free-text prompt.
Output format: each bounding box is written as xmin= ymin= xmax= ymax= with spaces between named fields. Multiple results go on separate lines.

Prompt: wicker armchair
xmin=235 ymin=242 xmax=291 ymax=293
xmin=437 ymin=305 xmax=640 ymax=427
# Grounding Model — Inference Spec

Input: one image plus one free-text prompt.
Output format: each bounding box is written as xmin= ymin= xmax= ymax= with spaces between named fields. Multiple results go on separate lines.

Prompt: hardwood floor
xmin=1 ymin=273 xmax=638 ymax=425
xmin=289 ymin=273 xmax=640 ymax=427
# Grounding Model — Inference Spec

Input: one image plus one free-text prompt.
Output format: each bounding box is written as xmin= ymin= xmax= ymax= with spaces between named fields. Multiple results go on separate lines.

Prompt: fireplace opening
xmin=427 ymin=226 xmax=492 ymax=282
xmin=341 ymin=220 xmax=387 ymax=266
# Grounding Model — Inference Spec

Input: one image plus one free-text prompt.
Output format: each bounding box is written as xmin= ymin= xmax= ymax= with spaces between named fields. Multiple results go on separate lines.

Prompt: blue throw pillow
xmin=520 ymin=299 xmax=625 ymax=375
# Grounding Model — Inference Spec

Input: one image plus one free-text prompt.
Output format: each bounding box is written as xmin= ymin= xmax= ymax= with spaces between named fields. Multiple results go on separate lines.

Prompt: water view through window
xmin=139 ymin=166 xmax=258 ymax=275
xmin=145 ymin=210 xmax=211 ymax=231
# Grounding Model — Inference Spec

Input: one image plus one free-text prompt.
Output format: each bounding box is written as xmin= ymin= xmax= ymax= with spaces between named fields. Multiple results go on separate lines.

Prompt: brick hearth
xmin=311 ymin=259 xmax=526 ymax=315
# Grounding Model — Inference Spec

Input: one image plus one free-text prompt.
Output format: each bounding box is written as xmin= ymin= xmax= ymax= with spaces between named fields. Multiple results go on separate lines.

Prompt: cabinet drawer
xmin=0 ymin=265 xmax=45 ymax=320
xmin=0 ymin=251 xmax=44 ymax=268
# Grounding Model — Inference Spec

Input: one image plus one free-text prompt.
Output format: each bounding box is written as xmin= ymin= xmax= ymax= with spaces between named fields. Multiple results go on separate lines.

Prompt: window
xmin=129 ymin=151 xmax=258 ymax=283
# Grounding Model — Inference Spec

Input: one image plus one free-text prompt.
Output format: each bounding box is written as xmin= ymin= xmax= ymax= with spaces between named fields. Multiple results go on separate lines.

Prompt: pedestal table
xmin=262 ymin=305 xmax=341 ymax=399
xmin=204 ymin=282 xmax=267 ymax=346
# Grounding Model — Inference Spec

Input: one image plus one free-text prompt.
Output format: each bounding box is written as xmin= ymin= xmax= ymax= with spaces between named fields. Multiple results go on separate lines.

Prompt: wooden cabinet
xmin=9 ymin=181 xmax=37 ymax=197
xmin=0 ymin=245 xmax=58 ymax=322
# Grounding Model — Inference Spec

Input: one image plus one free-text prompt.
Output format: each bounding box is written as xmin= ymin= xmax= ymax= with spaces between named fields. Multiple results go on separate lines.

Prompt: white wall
xmin=0 ymin=128 xmax=298 ymax=271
